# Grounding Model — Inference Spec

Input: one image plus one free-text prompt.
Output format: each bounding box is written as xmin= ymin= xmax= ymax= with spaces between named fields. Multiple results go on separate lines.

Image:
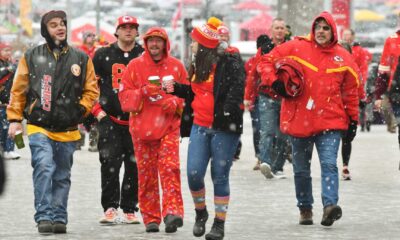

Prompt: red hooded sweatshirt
xmin=118 ymin=27 xmax=188 ymax=141
xmin=258 ymin=11 xmax=360 ymax=137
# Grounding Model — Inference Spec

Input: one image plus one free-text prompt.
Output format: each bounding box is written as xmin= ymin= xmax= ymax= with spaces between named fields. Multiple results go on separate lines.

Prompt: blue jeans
xmin=291 ymin=131 xmax=341 ymax=209
xmin=250 ymin=97 xmax=261 ymax=158
xmin=29 ymin=133 xmax=76 ymax=224
xmin=258 ymin=94 xmax=288 ymax=172
xmin=0 ymin=107 xmax=14 ymax=152
xmin=187 ymin=124 xmax=240 ymax=196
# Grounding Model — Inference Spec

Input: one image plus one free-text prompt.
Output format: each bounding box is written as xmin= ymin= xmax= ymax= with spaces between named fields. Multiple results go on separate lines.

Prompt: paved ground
xmin=1 ymin=112 xmax=400 ymax=240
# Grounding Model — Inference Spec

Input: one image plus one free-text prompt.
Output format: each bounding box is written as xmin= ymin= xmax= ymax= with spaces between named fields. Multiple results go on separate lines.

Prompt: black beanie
xmin=40 ymin=10 xmax=68 ymax=51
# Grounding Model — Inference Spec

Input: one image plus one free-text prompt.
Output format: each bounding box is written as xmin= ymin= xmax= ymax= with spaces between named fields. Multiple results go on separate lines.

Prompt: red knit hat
xmin=191 ymin=17 xmax=223 ymax=49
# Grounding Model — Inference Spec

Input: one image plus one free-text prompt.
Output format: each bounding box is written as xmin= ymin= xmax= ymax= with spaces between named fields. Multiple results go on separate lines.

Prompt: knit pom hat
xmin=191 ymin=17 xmax=222 ymax=49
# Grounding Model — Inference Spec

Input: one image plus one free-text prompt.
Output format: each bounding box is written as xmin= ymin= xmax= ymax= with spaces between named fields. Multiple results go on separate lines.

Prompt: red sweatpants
xmin=133 ymin=128 xmax=184 ymax=225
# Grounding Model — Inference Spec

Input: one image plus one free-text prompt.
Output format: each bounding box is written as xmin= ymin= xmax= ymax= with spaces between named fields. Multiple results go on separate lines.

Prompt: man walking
xmin=92 ymin=15 xmax=143 ymax=225
xmin=119 ymin=27 xmax=187 ymax=233
xmin=258 ymin=11 xmax=359 ymax=226
xmin=7 ymin=10 xmax=98 ymax=234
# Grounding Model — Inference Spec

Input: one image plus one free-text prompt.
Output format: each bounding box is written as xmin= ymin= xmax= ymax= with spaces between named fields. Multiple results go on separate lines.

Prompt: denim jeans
xmin=258 ymin=94 xmax=288 ymax=172
xmin=29 ymin=133 xmax=76 ymax=224
xmin=0 ymin=107 xmax=14 ymax=152
xmin=250 ymin=97 xmax=261 ymax=158
xmin=187 ymin=124 xmax=240 ymax=196
xmin=291 ymin=130 xmax=341 ymax=209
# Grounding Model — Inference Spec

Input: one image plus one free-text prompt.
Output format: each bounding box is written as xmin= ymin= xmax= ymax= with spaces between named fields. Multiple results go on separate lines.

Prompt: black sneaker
xmin=37 ymin=220 xmax=52 ymax=234
xmin=164 ymin=214 xmax=183 ymax=233
xmin=321 ymin=205 xmax=342 ymax=226
xmin=145 ymin=222 xmax=159 ymax=233
xmin=299 ymin=209 xmax=313 ymax=225
xmin=53 ymin=221 xmax=67 ymax=234
xmin=205 ymin=218 xmax=225 ymax=240
xmin=193 ymin=208 xmax=209 ymax=237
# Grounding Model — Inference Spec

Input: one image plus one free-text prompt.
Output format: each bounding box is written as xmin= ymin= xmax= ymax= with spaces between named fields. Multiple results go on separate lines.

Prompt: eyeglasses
xmin=314 ymin=25 xmax=331 ymax=31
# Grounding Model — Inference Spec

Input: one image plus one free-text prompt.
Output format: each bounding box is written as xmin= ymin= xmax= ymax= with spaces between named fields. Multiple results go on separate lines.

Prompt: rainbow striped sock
xmin=214 ymin=195 xmax=230 ymax=221
xmin=191 ymin=188 xmax=206 ymax=210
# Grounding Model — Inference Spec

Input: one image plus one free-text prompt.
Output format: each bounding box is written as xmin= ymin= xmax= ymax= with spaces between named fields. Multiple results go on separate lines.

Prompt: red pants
xmin=133 ymin=128 xmax=184 ymax=225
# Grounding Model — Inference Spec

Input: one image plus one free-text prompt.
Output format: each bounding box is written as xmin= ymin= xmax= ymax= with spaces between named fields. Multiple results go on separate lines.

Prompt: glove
xmin=271 ymin=80 xmax=289 ymax=98
xmin=359 ymin=100 xmax=366 ymax=109
xmin=345 ymin=120 xmax=358 ymax=142
xmin=141 ymin=84 xmax=160 ymax=97
xmin=162 ymin=98 xmax=178 ymax=115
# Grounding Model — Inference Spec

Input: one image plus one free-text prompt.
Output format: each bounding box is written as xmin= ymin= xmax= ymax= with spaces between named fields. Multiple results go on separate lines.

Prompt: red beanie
xmin=191 ymin=17 xmax=222 ymax=49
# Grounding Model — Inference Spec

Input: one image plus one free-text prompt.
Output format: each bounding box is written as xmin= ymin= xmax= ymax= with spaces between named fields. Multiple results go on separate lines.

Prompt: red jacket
xmin=118 ymin=27 xmax=188 ymax=141
xmin=351 ymin=44 xmax=371 ymax=85
xmin=375 ymin=30 xmax=400 ymax=99
xmin=244 ymin=54 xmax=259 ymax=104
xmin=258 ymin=11 xmax=360 ymax=137
xmin=78 ymin=44 xmax=96 ymax=59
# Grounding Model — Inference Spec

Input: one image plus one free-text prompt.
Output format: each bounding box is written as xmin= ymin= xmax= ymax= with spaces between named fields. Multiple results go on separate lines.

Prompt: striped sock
xmin=214 ymin=195 xmax=230 ymax=221
xmin=191 ymin=188 xmax=206 ymax=210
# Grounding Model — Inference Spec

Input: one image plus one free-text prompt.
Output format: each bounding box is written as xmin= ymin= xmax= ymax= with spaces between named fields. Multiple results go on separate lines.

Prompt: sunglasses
xmin=314 ymin=25 xmax=331 ymax=31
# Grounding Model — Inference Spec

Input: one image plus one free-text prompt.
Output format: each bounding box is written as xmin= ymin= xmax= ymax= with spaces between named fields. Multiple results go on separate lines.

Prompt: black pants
xmin=341 ymin=137 xmax=352 ymax=167
xmin=98 ymin=117 xmax=138 ymax=213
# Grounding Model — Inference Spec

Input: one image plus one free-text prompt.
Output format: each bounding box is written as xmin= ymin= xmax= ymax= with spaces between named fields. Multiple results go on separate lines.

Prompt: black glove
xmin=82 ymin=113 xmax=96 ymax=132
xmin=345 ymin=120 xmax=358 ymax=142
xmin=271 ymin=80 xmax=289 ymax=98
xmin=359 ymin=100 xmax=366 ymax=109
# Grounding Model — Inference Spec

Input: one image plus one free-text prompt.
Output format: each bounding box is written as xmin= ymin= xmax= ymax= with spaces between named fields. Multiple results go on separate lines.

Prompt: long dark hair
xmin=189 ymin=44 xmax=218 ymax=83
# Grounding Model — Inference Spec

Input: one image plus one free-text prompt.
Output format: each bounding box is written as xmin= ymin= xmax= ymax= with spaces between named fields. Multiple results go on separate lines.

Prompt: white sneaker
xmin=260 ymin=163 xmax=274 ymax=179
xmin=4 ymin=151 xmax=21 ymax=160
xmin=273 ymin=171 xmax=287 ymax=179
xmin=122 ymin=212 xmax=140 ymax=224
xmin=99 ymin=208 xmax=118 ymax=224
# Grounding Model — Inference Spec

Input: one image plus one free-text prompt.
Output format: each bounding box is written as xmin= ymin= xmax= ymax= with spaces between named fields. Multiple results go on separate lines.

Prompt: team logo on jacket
xmin=71 ymin=64 xmax=81 ymax=76
xmin=333 ymin=55 xmax=343 ymax=62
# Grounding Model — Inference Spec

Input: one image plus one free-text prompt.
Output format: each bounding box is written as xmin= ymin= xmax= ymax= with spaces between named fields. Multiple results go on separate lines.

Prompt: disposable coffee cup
xmin=148 ymin=76 xmax=161 ymax=86
xmin=14 ymin=130 xmax=25 ymax=149
xmin=162 ymin=75 xmax=174 ymax=93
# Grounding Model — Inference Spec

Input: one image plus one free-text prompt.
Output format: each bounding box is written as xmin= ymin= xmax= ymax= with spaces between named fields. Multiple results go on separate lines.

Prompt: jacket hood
xmin=143 ymin=27 xmax=170 ymax=60
xmin=310 ymin=11 xmax=338 ymax=49
xmin=40 ymin=10 xmax=68 ymax=51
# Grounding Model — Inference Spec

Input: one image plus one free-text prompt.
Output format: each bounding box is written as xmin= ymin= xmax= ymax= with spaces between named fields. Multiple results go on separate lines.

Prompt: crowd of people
xmin=0 ymin=8 xmax=400 ymax=240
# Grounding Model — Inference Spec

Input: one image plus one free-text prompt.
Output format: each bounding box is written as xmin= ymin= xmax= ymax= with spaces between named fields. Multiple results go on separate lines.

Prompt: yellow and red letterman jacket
xmin=7 ymin=44 xmax=99 ymax=141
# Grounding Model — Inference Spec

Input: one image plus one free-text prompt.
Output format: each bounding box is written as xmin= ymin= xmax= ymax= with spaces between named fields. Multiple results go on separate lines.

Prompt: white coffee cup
xmin=162 ymin=75 xmax=174 ymax=93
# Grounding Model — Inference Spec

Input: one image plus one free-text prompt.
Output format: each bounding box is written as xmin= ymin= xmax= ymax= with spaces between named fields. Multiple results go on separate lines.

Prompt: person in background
xmin=258 ymin=11 xmax=359 ymax=227
xmin=77 ymin=30 xmax=99 ymax=152
xmin=258 ymin=17 xmax=290 ymax=180
xmin=217 ymin=24 xmax=242 ymax=161
xmin=342 ymin=29 xmax=372 ymax=132
xmin=78 ymin=31 xmax=97 ymax=59
xmin=7 ymin=10 xmax=98 ymax=234
xmin=92 ymin=16 xmax=143 ymax=225
xmin=244 ymin=34 xmax=274 ymax=170
xmin=375 ymin=15 xmax=400 ymax=142
xmin=119 ymin=27 xmax=186 ymax=234
xmin=375 ymin=17 xmax=400 ymax=134
xmin=340 ymin=30 xmax=371 ymax=180
xmin=0 ymin=43 xmax=20 ymax=160
xmin=172 ymin=17 xmax=245 ymax=240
